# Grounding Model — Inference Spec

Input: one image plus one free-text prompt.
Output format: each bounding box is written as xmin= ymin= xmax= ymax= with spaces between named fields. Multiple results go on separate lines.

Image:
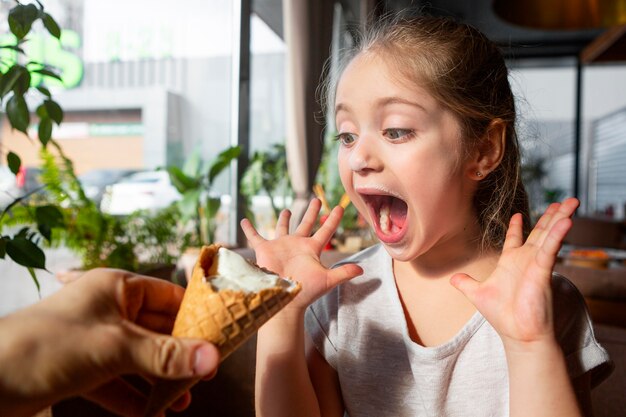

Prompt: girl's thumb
xmin=328 ymin=263 xmax=363 ymax=288
xmin=449 ymin=273 xmax=480 ymax=303
xmin=124 ymin=332 xmax=220 ymax=379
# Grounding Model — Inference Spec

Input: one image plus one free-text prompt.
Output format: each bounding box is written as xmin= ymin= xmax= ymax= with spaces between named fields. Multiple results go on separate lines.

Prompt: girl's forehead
xmin=335 ymin=52 xmax=438 ymax=111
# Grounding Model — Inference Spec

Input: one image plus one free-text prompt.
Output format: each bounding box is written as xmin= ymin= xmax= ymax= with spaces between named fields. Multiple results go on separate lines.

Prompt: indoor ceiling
xmin=255 ymin=0 xmax=612 ymax=61
xmin=380 ymin=0 xmax=604 ymax=60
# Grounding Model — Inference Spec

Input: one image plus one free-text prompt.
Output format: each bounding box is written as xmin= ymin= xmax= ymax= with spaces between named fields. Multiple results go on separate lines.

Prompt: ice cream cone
xmin=143 ymin=244 xmax=301 ymax=417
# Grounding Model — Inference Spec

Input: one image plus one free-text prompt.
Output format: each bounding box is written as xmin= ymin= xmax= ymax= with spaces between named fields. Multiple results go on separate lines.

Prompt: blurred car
xmin=100 ymin=170 xmax=181 ymax=215
xmin=0 ymin=165 xmax=44 ymax=210
xmin=78 ymin=168 xmax=140 ymax=206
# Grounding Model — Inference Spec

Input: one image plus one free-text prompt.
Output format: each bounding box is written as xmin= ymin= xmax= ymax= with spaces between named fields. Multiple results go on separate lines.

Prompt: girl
xmin=241 ymin=15 xmax=611 ymax=417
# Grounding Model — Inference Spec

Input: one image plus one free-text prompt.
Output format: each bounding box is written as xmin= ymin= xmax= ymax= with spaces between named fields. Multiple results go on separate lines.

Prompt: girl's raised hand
xmin=450 ymin=198 xmax=580 ymax=349
xmin=240 ymin=198 xmax=363 ymax=311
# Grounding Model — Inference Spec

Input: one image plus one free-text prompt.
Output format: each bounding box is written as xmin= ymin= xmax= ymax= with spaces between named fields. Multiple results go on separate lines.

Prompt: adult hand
xmin=450 ymin=198 xmax=579 ymax=350
xmin=241 ymin=198 xmax=363 ymax=311
xmin=0 ymin=268 xmax=220 ymax=417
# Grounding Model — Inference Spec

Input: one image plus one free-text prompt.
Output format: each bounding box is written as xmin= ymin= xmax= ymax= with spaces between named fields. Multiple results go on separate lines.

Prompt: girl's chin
xmin=380 ymin=241 xmax=420 ymax=263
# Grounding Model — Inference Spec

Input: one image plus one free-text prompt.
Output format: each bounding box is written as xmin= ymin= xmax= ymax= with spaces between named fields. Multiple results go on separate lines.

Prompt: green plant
xmin=166 ymin=146 xmax=241 ymax=246
xmin=240 ymin=143 xmax=293 ymax=221
xmin=316 ymin=136 xmax=359 ymax=230
xmin=0 ymin=1 xmax=64 ymax=290
xmin=3 ymin=145 xmax=191 ymax=273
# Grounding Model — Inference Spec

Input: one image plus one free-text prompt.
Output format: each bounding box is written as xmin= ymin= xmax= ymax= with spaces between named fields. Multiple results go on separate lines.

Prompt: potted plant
xmin=316 ymin=136 xmax=372 ymax=252
xmin=2 ymin=144 xmax=193 ymax=283
xmin=240 ymin=143 xmax=293 ymax=232
xmin=166 ymin=146 xmax=241 ymax=246
xmin=0 ymin=1 xmax=66 ymax=291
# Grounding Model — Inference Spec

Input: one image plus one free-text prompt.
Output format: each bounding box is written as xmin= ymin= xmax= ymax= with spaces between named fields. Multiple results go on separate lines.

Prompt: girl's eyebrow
xmin=335 ymin=96 xmax=428 ymax=115
xmin=335 ymin=102 xmax=351 ymax=114
xmin=376 ymin=96 xmax=427 ymax=112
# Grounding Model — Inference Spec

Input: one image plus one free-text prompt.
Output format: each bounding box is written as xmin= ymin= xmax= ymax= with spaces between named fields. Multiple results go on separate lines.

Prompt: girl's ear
xmin=466 ymin=119 xmax=506 ymax=180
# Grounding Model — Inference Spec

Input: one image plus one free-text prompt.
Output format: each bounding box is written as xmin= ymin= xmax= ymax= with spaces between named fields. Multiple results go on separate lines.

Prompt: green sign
xmin=89 ymin=123 xmax=143 ymax=136
xmin=0 ymin=30 xmax=84 ymax=89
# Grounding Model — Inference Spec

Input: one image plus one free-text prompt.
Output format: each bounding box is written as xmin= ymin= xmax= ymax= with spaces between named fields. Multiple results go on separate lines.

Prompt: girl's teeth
xmin=380 ymin=203 xmax=390 ymax=233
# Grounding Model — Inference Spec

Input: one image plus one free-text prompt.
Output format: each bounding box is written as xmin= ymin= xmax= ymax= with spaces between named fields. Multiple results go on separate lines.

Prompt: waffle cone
xmin=144 ymin=244 xmax=301 ymax=417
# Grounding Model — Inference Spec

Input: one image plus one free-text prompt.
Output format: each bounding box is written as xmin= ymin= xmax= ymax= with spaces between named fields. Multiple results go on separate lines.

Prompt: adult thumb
xmin=449 ymin=273 xmax=480 ymax=304
xmin=123 ymin=329 xmax=220 ymax=379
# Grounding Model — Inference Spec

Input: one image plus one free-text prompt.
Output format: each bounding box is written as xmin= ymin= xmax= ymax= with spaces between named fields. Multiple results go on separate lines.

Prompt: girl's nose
xmin=348 ymin=137 xmax=382 ymax=173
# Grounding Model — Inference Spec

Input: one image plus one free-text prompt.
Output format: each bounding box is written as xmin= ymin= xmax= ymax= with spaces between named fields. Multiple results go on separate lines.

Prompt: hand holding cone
xmin=143 ymin=244 xmax=301 ymax=417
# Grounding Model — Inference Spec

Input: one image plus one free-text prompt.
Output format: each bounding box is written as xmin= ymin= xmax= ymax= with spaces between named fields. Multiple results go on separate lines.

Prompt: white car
xmin=100 ymin=170 xmax=181 ymax=215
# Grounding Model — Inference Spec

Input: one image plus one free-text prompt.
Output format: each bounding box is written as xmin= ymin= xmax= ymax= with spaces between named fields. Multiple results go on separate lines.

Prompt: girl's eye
xmin=382 ymin=128 xmax=414 ymax=141
xmin=334 ymin=132 xmax=357 ymax=146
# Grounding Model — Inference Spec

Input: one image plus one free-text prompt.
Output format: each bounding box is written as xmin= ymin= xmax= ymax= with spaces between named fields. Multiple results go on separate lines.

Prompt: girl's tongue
xmin=378 ymin=196 xmax=407 ymax=234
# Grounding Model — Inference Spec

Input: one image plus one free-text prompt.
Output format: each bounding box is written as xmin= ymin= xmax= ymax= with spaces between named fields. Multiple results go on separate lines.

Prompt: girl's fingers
xmin=526 ymin=202 xmax=560 ymax=245
xmin=275 ymin=209 xmax=291 ymax=237
xmin=313 ymin=206 xmax=343 ymax=246
xmin=502 ymin=213 xmax=524 ymax=250
xmin=294 ymin=198 xmax=322 ymax=237
xmin=240 ymin=218 xmax=265 ymax=247
xmin=535 ymin=217 xmax=573 ymax=269
xmin=449 ymin=273 xmax=481 ymax=306
xmin=531 ymin=198 xmax=579 ymax=247
xmin=326 ymin=263 xmax=363 ymax=288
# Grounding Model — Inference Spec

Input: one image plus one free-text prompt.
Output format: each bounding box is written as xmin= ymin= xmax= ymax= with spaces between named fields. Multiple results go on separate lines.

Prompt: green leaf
xmin=177 ymin=189 xmax=202 ymax=219
xmin=240 ymin=158 xmax=263 ymax=196
xmin=27 ymin=267 xmax=41 ymax=296
xmin=205 ymin=196 xmax=221 ymax=219
xmin=44 ymin=99 xmax=63 ymax=124
xmin=166 ymin=166 xmax=198 ymax=193
xmin=32 ymin=67 xmax=62 ymax=82
xmin=36 ymin=103 xmax=48 ymax=118
xmin=38 ymin=117 xmax=53 ymax=146
xmin=0 ymin=237 xmax=7 ymax=259
xmin=208 ymin=146 xmax=241 ymax=184
xmin=42 ymin=13 xmax=61 ymax=39
xmin=0 ymin=45 xmax=25 ymax=53
xmin=6 ymin=95 xmax=30 ymax=133
xmin=0 ymin=65 xmax=25 ymax=98
xmin=35 ymin=205 xmax=64 ymax=242
xmin=182 ymin=149 xmax=202 ymax=177
xmin=6 ymin=236 xmax=46 ymax=269
xmin=8 ymin=4 xmax=39 ymax=40
xmin=14 ymin=68 xmax=30 ymax=95
xmin=35 ymin=205 xmax=64 ymax=226
xmin=7 ymin=152 xmax=21 ymax=175
xmin=37 ymin=86 xmax=51 ymax=98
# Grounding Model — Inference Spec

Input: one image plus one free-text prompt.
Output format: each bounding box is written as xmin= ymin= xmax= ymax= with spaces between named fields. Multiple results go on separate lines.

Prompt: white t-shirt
xmin=305 ymin=245 xmax=612 ymax=417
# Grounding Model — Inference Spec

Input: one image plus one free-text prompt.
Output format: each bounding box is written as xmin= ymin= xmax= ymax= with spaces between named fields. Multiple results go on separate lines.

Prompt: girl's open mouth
xmin=361 ymin=193 xmax=408 ymax=243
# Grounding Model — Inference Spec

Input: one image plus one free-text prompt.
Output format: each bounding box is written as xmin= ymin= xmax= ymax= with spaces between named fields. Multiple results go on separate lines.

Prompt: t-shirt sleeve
xmin=305 ymin=287 xmax=340 ymax=370
xmin=552 ymin=274 xmax=614 ymax=387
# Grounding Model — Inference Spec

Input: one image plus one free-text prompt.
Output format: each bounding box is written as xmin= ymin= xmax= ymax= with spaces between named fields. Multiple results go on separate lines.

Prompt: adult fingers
xmin=121 ymin=326 xmax=220 ymax=380
xmin=240 ymin=218 xmax=266 ymax=248
xmin=294 ymin=198 xmax=322 ymax=236
xmin=134 ymin=311 xmax=176 ymax=334
xmin=83 ymin=377 xmax=191 ymax=417
xmin=82 ymin=377 xmax=147 ymax=417
xmin=122 ymin=275 xmax=185 ymax=321
xmin=275 ymin=209 xmax=291 ymax=237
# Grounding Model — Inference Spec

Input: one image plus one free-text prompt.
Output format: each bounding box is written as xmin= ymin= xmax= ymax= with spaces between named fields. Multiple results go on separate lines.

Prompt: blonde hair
xmin=326 ymin=14 xmax=530 ymax=249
